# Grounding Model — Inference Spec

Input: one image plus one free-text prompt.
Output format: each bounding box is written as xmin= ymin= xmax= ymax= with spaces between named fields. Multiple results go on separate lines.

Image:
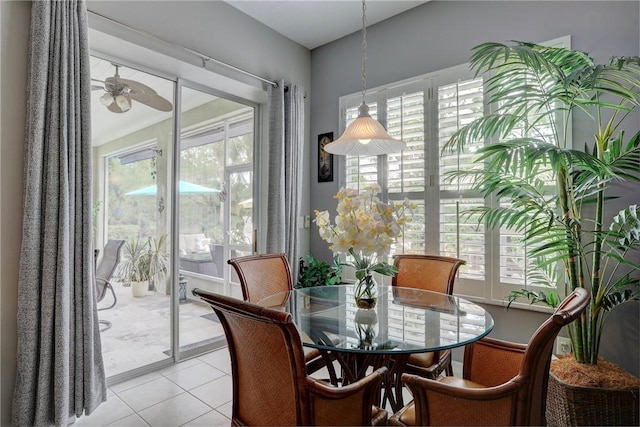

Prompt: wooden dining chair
xmin=392 ymin=254 xmax=466 ymax=379
xmin=388 ymin=287 xmax=589 ymax=426
xmin=228 ymin=253 xmax=294 ymax=304
xmin=192 ymin=288 xmax=388 ymax=426
xmin=227 ymin=253 xmax=326 ymax=373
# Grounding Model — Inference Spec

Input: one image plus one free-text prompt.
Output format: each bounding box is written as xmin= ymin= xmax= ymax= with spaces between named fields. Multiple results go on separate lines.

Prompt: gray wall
xmin=310 ymin=1 xmax=639 ymax=374
xmin=0 ymin=2 xmax=30 ymax=424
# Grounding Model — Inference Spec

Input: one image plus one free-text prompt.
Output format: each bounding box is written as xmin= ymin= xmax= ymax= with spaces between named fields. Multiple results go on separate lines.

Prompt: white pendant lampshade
xmin=323 ymin=0 xmax=405 ymax=157
xmin=323 ymin=104 xmax=405 ymax=156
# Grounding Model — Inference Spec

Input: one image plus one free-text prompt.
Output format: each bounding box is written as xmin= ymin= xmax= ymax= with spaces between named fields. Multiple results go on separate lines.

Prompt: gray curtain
xmin=267 ymin=81 xmax=305 ymax=278
xmin=12 ymin=1 xmax=106 ymax=425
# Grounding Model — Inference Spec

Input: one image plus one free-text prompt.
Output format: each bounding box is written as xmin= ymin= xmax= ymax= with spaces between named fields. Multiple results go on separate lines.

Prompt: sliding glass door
xmin=92 ymin=56 xmax=175 ymax=378
xmin=91 ymin=55 xmax=258 ymax=379
xmin=176 ymin=84 xmax=256 ymax=356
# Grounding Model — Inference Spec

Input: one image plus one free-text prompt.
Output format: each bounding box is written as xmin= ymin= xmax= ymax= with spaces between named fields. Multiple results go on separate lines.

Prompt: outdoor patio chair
xmin=96 ymin=239 xmax=125 ymax=331
xmin=392 ymin=254 xmax=466 ymax=379
xmin=192 ymin=288 xmax=389 ymax=426
xmin=388 ymin=288 xmax=589 ymax=426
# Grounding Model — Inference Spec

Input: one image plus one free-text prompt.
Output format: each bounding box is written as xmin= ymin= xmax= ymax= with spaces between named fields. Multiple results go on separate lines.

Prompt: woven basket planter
xmin=546 ymin=371 xmax=639 ymax=426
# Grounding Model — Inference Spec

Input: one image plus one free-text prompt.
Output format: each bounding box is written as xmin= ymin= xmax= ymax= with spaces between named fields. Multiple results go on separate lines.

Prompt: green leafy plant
xmin=296 ymin=253 xmax=343 ymax=288
xmin=443 ymin=41 xmax=640 ymax=366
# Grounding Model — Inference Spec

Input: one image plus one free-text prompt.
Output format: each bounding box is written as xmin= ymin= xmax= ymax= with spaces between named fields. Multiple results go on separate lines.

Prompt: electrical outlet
xmin=556 ymin=337 xmax=572 ymax=356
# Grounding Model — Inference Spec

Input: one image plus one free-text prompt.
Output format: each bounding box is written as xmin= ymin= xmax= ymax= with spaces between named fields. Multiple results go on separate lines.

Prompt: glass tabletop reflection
xmin=256 ymin=284 xmax=494 ymax=355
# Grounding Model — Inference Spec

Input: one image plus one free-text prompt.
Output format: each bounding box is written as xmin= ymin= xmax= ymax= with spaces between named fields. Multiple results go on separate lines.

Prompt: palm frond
xmin=453 ymin=41 xmax=640 ymax=364
xmin=507 ymin=288 xmax=560 ymax=309
xmin=601 ymin=289 xmax=640 ymax=312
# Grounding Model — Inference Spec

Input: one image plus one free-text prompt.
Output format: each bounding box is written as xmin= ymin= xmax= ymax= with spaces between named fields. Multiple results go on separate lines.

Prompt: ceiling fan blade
xmin=91 ymin=84 xmax=105 ymax=91
xmin=121 ymin=78 xmax=173 ymax=112
xmin=130 ymin=93 xmax=173 ymax=112
xmin=118 ymin=78 xmax=157 ymax=94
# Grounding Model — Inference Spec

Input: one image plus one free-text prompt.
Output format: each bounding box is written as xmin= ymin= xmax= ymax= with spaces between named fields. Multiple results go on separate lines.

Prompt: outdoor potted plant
xmin=117 ymin=234 xmax=170 ymax=297
xmin=444 ymin=41 xmax=640 ymax=425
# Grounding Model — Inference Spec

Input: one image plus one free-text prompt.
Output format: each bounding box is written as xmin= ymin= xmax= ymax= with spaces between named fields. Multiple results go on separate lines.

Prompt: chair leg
xmin=98 ymin=283 xmax=117 ymax=311
xmin=98 ymin=283 xmax=116 ymax=332
xmin=444 ymin=352 xmax=453 ymax=376
xmin=445 ymin=363 xmax=453 ymax=376
xmin=99 ymin=319 xmax=112 ymax=332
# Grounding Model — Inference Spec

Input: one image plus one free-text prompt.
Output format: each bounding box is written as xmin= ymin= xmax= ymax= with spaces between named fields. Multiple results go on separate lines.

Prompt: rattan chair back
xmin=192 ymin=288 xmax=388 ymax=426
xmin=392 ymin=254 xmax=465 ymax=294
xmin=228 ymin=253 xmax=293 ymax=303
xmin=391 ymin=254 xmax=466 ymax=379
xmin=390 ymin=287 xmax=589 ymax=426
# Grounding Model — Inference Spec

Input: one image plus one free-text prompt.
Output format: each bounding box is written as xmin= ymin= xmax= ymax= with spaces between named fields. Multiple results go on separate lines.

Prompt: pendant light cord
xmin=361 ymin=0 xmax=367 ymax=105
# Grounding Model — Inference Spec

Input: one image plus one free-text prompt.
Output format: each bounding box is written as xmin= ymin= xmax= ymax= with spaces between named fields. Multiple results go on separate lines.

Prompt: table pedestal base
xmin=319 ymin=350 xmax=410 ymax=412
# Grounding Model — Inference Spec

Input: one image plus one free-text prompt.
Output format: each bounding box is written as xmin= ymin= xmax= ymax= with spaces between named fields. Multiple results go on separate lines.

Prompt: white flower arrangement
xmin=314 ymin=184 xmax=415 ymax=282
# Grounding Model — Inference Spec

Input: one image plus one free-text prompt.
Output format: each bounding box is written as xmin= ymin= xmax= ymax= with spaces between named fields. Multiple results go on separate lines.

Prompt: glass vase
xmin=354 ymin=272 xmax=377 ymax=309
xmin=355 ymin=309 xmax=378 ymax=349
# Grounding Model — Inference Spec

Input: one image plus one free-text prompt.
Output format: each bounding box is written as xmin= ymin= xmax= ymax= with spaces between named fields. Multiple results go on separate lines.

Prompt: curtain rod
xmin=87 ymin=10 xmax=279 ymax=88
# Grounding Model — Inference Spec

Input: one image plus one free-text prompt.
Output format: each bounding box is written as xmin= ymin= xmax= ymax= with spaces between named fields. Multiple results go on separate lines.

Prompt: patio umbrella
xmin=125 ymin=180 xmax=220 ymax=196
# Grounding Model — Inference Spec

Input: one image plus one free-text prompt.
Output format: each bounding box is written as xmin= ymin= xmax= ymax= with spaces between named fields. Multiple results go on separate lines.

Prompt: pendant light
xmin=323 ymin=0 xmax=405 ymax=156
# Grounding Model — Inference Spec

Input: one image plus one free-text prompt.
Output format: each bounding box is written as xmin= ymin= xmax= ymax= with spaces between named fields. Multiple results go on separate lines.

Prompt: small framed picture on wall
xmin=318 ymin=132 xmax=334 ymax=182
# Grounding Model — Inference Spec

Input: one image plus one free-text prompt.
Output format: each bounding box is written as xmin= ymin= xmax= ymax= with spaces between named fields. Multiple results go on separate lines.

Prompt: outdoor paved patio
xmin=98 ymin=280 xmax=225 ymax=378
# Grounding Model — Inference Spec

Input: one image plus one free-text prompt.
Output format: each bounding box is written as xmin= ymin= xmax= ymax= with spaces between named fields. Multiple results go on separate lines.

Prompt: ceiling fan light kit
xmin=323 ymin=0 xmax=405 ymax=156
xmin=99 ymin=93 xmax=114 ymax=107
xmin=115 ymin=94 xmax=132 ymax=112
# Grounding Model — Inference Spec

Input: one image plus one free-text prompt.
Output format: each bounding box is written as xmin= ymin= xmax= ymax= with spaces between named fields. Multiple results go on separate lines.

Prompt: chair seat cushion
xmin=389 ymin=378 xmax=486 ymax=426
xmin=304 ymin=346 xmax=321 ymax=362
xmin=392 ymin=402 xmax=415 ymax=426
xmin=439 ymin=376 xmax=486 ymax=388
xmin=407 ymin=351 xmax=435 ymax=367
xmin=371 ymin=405 xmax=388 ymax=426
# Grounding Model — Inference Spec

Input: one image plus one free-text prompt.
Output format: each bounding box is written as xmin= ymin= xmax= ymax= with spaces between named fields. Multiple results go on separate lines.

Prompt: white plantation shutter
xmin=336 ymin=36 xmax=569 ymax=308
xmin=439 ymin=198 xmax=485 ymax=281
xmin=387 ymin=88 xmax=426 ymax=256
xmin=339 ymin=67 xmax=491 ymax=299
xmin=437 ymin=77 xmax=487 ymax=297
xmin=387 ymin=91 xmax=425 ymax=193
xmin=500 ymin=224 xmax=527 ymax=284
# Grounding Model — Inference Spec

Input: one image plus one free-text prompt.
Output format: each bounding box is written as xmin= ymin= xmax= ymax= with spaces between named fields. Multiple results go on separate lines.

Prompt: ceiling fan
xmin=91 ymin=64 xmax=173 ymax=113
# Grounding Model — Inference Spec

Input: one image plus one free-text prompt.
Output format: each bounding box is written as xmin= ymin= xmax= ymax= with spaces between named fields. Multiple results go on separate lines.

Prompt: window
xmin=338 ymin=37 xmax=570 ymax=307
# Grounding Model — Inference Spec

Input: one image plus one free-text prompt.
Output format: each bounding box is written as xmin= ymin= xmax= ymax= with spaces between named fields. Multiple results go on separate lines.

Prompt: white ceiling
xmin=223 ymin=0 xmax=430 ymax=50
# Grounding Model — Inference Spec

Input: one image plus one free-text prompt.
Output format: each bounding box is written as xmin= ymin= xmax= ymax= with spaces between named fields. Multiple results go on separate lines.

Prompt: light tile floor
xmin=75 ymin=348 xmax=234 ymax=427
xmin=77 ymin=345 xmax=463 ymax=427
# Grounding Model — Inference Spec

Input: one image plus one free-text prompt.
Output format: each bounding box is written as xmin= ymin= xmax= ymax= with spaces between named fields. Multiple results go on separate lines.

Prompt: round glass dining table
xmin=256 ymin=284 xmax=494 ymax=411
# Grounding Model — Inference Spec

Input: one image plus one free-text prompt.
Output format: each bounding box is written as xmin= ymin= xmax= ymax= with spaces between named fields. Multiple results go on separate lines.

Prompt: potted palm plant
xmin=444 ymin=41 xmax=640 ymax=425
xmin=117 ymin=234 xmax=170 ymax=297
